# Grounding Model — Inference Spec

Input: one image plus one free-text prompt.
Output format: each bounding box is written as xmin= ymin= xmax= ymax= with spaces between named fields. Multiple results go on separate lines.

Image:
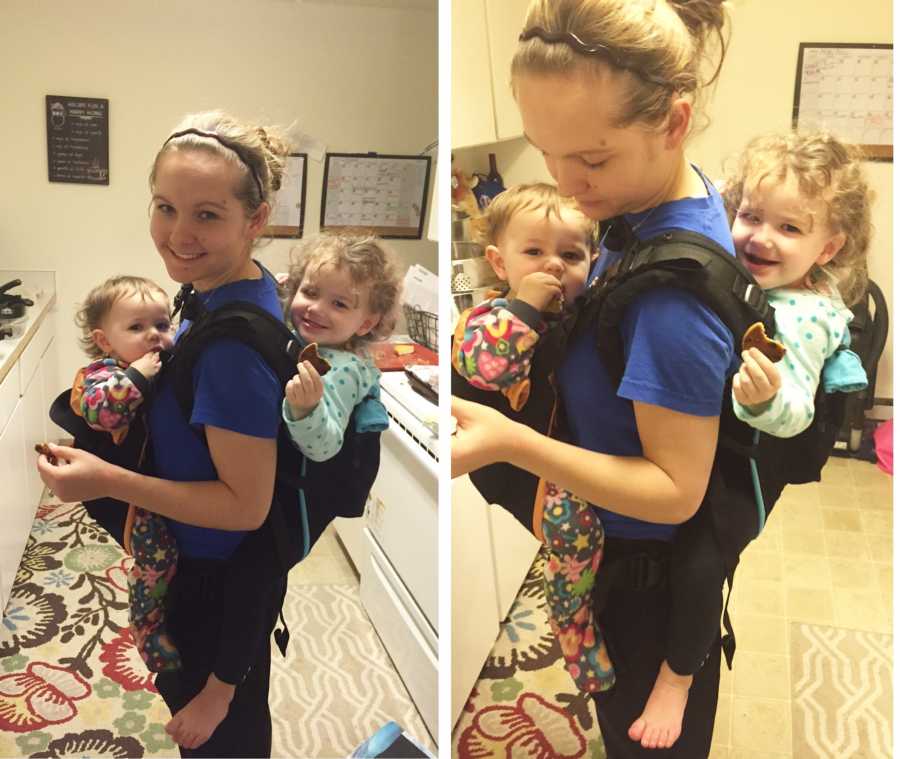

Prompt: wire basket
xmin=403 ymin=304 xmax=438 ymax=352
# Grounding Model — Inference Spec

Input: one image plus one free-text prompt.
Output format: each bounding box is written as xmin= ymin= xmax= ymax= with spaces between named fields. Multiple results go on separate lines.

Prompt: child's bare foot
xmin=627 ymin=660 xmax=692 ymax=749
xmin=165 ymin=673 xmax=235 ymax=750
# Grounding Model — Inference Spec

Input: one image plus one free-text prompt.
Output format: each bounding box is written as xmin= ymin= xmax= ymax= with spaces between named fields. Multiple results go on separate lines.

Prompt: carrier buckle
xmin=735 ymin=279 xmax=768 ymax=314
xmin=627 ymin=553 xmax=664 ymax=591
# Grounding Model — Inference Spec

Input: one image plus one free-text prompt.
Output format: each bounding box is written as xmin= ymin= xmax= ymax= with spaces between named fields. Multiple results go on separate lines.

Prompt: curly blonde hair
xmin=281 ymin=234 xmax=403 ymax=352
xmin=511 ymin=0 xmax=730 ymax=134
xmin=470 ymin=182 xmax=597 ymax=250
xmin=75 ymin=276 xmax=171 ymax=359
xmin=721 ymin=132 xmax=873 ymax=306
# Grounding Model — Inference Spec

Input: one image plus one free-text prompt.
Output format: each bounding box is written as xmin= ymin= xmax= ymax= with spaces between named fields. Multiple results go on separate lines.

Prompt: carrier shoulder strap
xmin=579 ymin=221 xmax=777 ymax=386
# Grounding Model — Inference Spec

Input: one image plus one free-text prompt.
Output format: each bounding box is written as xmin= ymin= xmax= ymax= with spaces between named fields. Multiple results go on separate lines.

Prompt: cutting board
xmin=370 ymin=341 xmax=438 ymax=371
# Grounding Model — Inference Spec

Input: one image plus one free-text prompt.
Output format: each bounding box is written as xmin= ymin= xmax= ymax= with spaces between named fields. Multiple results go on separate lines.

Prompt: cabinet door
xmin=41 ymin=335 xmax=65 ymax=443
xmin=0 ymin=400 xmax=28 ymax=616
xmin=485 ymin=0 xmax=531 ymax=142
xmin=22 ymin=361 xmax=46 ymax=508
xmin=451 ymin=0 xmax=497 ymax=148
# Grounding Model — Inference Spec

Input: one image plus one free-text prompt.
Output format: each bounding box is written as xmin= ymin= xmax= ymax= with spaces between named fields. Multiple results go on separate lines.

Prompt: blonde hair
xmin=511 ymin=0 xmax=729 ymax=133
xmin=282 ymin=234 xmax=403 ymax=351
xmin=149 ymin=110 xmax=292 ymax=232
xmin=471 ymin=182 xmax=596 ymax=250
xmin=721 ymin=132 xmax=872 ymax=306
xmin=75 ymin=276 xmax=170 ymax=359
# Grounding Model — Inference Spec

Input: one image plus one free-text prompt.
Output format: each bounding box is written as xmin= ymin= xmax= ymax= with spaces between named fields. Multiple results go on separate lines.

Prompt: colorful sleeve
xmin=283 ymin=353 xmax=374 ymax=462
xmin=79 ymin=360 xmax=145 ymax=434
xmin=732 ymin=301 xmax=836 ymax=438
xmin=453 ymin=300 xmax=541 ymax=392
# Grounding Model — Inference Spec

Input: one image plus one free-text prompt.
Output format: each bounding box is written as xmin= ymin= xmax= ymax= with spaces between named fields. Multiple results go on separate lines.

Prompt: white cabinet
xmin=0 ymin=294 xmax=57 ymax=620
xmin=451 ymin=474 xmax=539 ymax=727
xmin=0 ymin=379 xmax=28 ymax=615
xmin=484 ymin=0 xmax=531 ymax=142
xmin=452 ymin=0 xmax=530 ymax=148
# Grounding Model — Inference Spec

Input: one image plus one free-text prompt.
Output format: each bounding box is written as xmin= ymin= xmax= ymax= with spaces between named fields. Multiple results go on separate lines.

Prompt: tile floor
xmin=708 ymin=456 xmax=893 ymax=758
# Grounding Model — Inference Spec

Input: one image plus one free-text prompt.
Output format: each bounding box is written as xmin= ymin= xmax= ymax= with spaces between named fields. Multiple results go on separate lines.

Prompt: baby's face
xmin=289 ymin=264 xmax=378 ymax=347
xmin=94 ymin=292 xmax=173 ymax=364
xmin=489 ymin=207 xmax=592 ymax=303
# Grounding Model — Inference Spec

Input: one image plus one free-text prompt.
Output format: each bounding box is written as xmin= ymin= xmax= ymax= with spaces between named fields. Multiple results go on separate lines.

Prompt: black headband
xmin=519 ymin=27 xmax=671 ymax=88
xmin=163 ymin=128 xmax=265 ymax=200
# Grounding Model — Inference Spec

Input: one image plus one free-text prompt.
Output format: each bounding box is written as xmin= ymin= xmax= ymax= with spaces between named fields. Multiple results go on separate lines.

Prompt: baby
xmin=452 ymin=183 xmax=614 ymax=692
xmin=72 ymin=276 xmax=178 ymax=670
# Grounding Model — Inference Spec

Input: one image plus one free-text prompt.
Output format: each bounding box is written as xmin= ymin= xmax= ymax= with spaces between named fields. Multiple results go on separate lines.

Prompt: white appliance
xmin=335 ymin=369 xmax=438 ymax=741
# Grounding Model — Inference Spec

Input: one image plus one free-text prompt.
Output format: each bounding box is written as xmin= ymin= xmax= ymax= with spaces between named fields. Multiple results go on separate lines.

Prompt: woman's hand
xmin=732 ymin=347 xmax=781 ymax=413
xmin=450 ymin=396 xmax=514 ymax=477
xmin=285 ymin=361 xmax=324 ymax=420
xmin=36 ymin=443 xmax=116 ymax=503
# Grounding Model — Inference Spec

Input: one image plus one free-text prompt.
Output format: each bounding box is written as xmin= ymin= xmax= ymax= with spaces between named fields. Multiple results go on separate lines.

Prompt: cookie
xmin=35 ymin=443 xmax=58 ymax=466
xmin=544 ymin=293 xmax=565 ymax=315
xmin=741 ymin=322 xmax=786 ymax=363
xmin=299 ymin=342 xmax=332 ymax=375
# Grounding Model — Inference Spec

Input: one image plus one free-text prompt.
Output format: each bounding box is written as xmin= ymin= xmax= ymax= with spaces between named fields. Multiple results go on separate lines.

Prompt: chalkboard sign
xmin=46 ymin=95 xmax=109 ymax=185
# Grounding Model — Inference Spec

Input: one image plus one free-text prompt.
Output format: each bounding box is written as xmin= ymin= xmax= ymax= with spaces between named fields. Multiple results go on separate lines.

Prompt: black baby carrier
xmin=570 ymin=218 xmax=847 ymax=664
xmin=49 ymin=265 xmax=382 ymax=654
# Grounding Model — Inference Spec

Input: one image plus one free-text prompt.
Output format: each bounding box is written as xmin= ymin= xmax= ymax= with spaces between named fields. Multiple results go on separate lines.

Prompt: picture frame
xmin=320 ymin=153 xmax=432 ymax=239
xmin=792 ymin=43 xmax=892 ymax=162
xmin=265 ymin=153 xmax=308 ymax=238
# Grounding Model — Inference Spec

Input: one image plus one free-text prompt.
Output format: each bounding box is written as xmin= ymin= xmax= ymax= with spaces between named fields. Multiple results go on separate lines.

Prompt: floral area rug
xmin=452 ymin=549 xmax=607 ymax=758
xmin=0 ymin=496 xmax=176 ymax=758
xmin=0 ymin=494 xmax=433 ymax=758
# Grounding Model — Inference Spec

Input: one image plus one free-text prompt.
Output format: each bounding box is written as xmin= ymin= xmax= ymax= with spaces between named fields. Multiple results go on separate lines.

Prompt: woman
xmin=452 ymin=1 xmax=734 ymax=756
xmin=38 ymin=110 xmax=291 ymax=758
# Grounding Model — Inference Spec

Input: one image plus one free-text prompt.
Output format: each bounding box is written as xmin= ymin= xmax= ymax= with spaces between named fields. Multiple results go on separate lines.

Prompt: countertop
xmin=0 ymin=271 xmax=57 ymax=387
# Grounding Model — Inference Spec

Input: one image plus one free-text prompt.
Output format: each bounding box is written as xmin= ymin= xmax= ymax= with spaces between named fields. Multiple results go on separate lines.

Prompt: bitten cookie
xmin=741 ymin=322 xmax=786 ymax=363
xmin=300 ymin=342 xmax=332 ymax=375
xmin=543 ymin=293 xmax=565 ymax=315
xmin=35 ymin=443 xmax=58 ymax=466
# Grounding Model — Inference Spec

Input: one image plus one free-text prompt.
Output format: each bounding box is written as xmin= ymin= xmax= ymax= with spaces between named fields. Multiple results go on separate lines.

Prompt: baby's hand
xmin=515 ymin=272 xmax=563 ymax=312
xmin=131 ymin=351 xmax=162 ymax=379
xmin=285 ymin=361 xmax=325 ymax=420
xmin=732 ymin=348 xmax=781 ymax=413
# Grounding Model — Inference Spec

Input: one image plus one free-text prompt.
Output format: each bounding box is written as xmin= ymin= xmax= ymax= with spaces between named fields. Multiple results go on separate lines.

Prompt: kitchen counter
xmin=0 ymin=271 xmax=56 ymax=387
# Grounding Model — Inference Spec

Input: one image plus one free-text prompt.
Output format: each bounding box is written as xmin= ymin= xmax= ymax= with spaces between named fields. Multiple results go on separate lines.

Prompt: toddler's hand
xmin=131 ymin=351 xmax=162 ymax=379
xmin=732 ymin=348 xmax=781 ymax=413
xmin=285 ymin=361 xmax=325 ymax=420
xmin=515 ymin=271 xmax=563 ymax=312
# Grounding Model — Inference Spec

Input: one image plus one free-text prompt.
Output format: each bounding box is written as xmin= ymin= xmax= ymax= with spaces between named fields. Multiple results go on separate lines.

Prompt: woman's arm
xmin=37 ymin=425 xmax=277 ymax=531
xmin=451 ymin=396 xmax=718 ymax=524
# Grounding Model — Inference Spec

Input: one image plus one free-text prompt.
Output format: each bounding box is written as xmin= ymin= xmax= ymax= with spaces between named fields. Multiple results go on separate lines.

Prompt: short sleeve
xmin=191 ymin=338 xmax=282 ymax=439
xmin=618 ymin=288 xmax=734 ymax=417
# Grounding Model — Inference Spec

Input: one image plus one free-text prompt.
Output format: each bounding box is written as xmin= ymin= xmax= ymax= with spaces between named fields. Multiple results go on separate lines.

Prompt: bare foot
xmin=165 ymin=673 xmax=235 ymax=749
xmin=627 ymin=660 xmax=692 ymax=749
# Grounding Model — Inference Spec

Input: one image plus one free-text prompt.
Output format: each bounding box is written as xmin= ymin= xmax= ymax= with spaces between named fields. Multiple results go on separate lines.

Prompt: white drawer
xmin=367 ymin=420 xmax=438 ymax=629
xmin=18 ymin=315 xmax=54 ymax=396
xmin=360 ymin=539 xmax=437 ymax=742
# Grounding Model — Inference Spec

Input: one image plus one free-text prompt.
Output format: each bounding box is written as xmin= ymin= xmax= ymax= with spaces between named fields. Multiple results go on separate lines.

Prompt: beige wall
xmin=454 ymin=0 xmax=893 ymax=401
xmin=0 ymin=0 xmax=437 ymax=391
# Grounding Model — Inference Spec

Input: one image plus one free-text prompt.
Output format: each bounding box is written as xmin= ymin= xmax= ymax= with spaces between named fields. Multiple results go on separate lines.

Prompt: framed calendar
xmin=320 ymin=153 xmax=432 ymax=238
xmin=792 ymin=43 xmax=892 ymax=161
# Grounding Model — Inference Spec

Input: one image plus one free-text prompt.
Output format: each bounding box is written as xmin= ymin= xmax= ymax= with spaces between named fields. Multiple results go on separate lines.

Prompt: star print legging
xmin=541 ymin=482 xmax=615 ymax=693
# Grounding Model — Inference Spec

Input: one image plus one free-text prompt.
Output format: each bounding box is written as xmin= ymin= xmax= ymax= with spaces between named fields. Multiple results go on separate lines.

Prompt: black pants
xmin=591 ymin=538 xmax=721 ymax=759
xmin=666 ymin=509 xmax=727 ymax=675
xmin=154 ymin=555 xmax=287 ymax=758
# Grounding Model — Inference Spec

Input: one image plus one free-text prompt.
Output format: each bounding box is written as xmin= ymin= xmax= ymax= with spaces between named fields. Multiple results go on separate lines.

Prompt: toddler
xmin=627 ymin=131 xmax=872 ymax=750
xmin=452 ymin=183 xmax=615 ymax=692
xmin=72 ymin=276 xmax=179 ymax=671
xmin=278 ymin=233 xmax=401 ymax=461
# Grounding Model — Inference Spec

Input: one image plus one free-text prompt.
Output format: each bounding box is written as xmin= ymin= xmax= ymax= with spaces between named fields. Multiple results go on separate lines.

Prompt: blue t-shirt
xmin=148 ymin=271 xmax=283 ymax=559
xmin=557 ymin=168 xmax=736 ymax=541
